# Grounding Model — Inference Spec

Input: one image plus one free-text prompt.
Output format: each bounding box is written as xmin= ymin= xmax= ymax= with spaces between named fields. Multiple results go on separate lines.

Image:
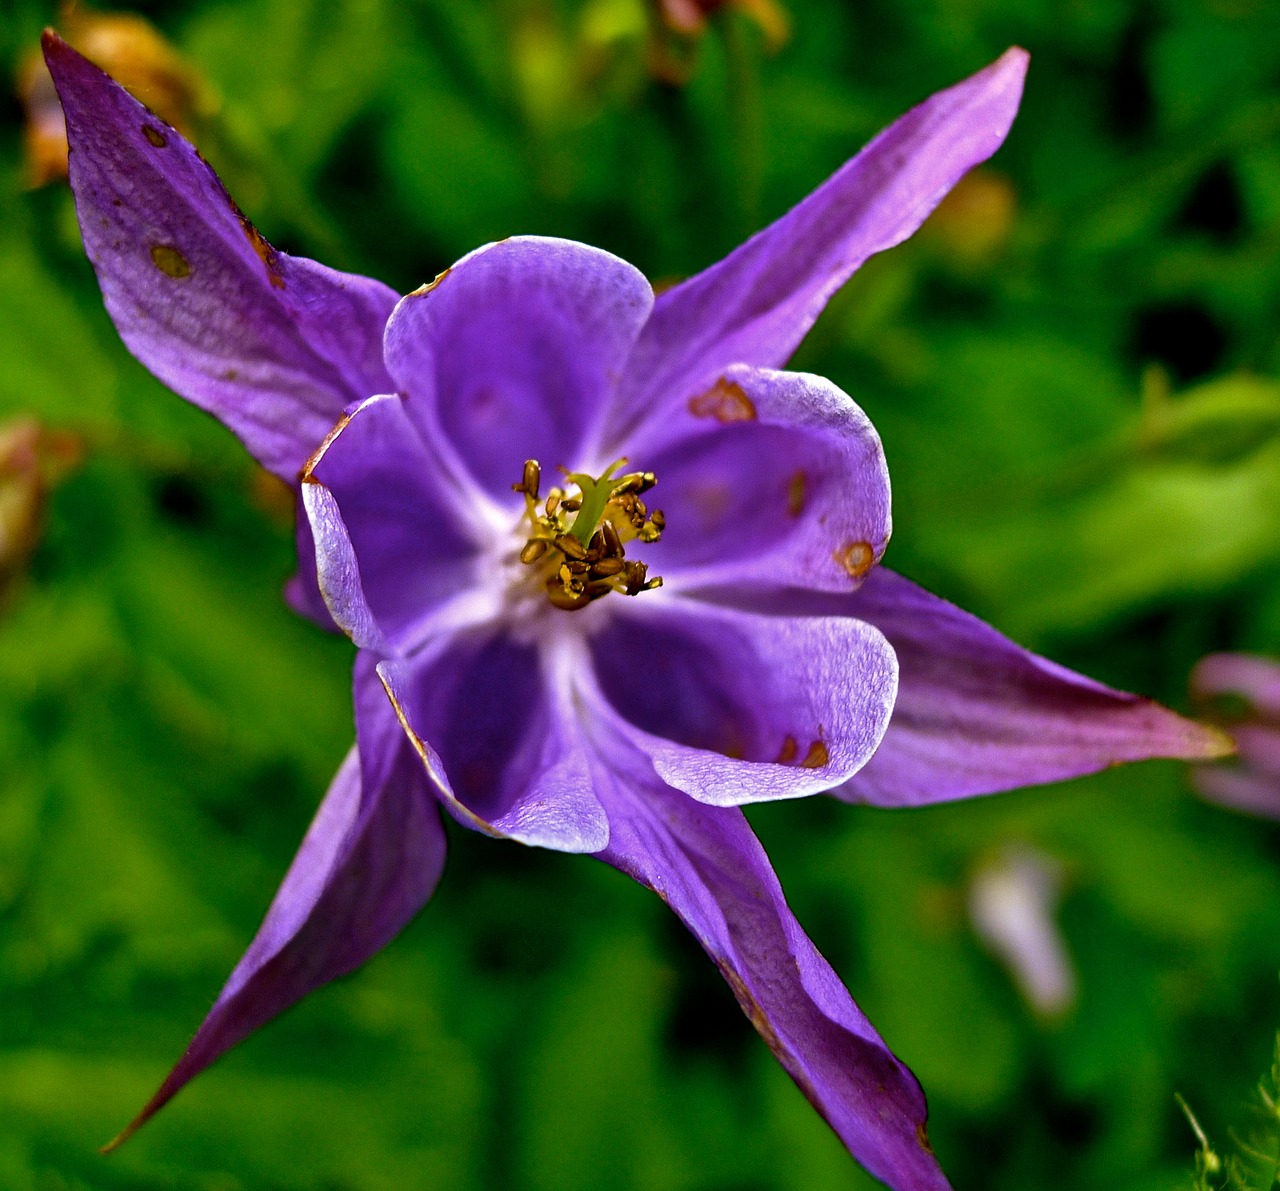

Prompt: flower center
xmin=511 ymin=457 xmax=665 ymax=611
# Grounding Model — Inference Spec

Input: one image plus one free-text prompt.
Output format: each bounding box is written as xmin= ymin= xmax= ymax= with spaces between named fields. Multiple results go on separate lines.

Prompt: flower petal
xmin=605 ymin=48 xmax=1027 ymax=451
xmin=1193 ymin=746 xmax=1280 ymax=819
xmin=43 ymin=32 xmax=398 ymax=480
xmin=643 ymin=365 xmax=890 ymax=592
xmin=302 ymin=394 xmax=480 ymax=653
xmin=377 ymin=634 xmax=610 ymax=853
xmin=591 ymin=746 xmax=949 ymax=1191
xmin=383 ymin=237 xmax=654 ymax=499
xmin=284 ymin=497 xmax=337 ymax=629
xmin=587 ymin=597 xmax=897 ymax=805
xmin=1232 ymin=723 xmax=1280 ymax=778
xmin=713 ymin=568 xmax=1231 ymax=807
xmin=1191 ymin=653 xmax=1280 ymax=721
xmin=301 ymin=473 xmax=384 ymax=652
xmin=106 ymin=656 xmax=446 ymax=1148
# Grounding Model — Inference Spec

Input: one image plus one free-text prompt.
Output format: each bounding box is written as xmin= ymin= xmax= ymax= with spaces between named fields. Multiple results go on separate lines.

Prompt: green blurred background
xmin=2 ymin=0 xmax=1280 ymax=1188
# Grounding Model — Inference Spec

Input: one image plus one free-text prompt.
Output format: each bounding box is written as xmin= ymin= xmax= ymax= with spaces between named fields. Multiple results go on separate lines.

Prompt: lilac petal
xmin=1234 ymin=724 xmax=1280 ymax=778
xmin=383 ymin=237 xmax=653 ymax=499
xmin=715 ymin=569 xmax=1231 ymax=807
xmin=302 ymin=394 xmax=478 ymax=653
xmin=592 ymin=745 xmax=949 ymax=1191
xmin=1193 ymin=752 xmax=1280 ymax=818
xmin=301 ymin=469 xmax=384 ymax=653
xmin=588 ymin=597 xmax=897 ymax=805
xmin=43 ymin=32 xmax=398 ymax=480
xmin=644 ymin=365 xmax=890 ymax=592
xmin=377 ymin=635 xmax=609 ymax=852
xmin=106 ymin=655 xmax=446 ymax=1148
xmin=605 ymin=48 xmax=1027 ymax=452
xmin=284 ymin=500 xmax=337 ymax=630
xmin=1191 ymin=653 xmax=1280 ymax=721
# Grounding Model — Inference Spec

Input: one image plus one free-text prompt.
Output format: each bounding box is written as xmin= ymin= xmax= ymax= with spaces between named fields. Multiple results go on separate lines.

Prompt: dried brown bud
xmin=0 ymin=418 xmax=81 ymax=600
xmin=17 ymin=8 xmax=211 ymax=188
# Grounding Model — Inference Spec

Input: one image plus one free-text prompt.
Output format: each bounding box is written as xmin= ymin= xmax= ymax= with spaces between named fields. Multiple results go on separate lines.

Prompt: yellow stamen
xmin=512 ymin=457 xmax=665 ymax=612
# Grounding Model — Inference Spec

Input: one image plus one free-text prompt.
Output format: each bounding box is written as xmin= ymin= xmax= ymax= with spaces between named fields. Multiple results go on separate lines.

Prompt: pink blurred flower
xmin=1190 ymin=653 xmax=1278 ymax=816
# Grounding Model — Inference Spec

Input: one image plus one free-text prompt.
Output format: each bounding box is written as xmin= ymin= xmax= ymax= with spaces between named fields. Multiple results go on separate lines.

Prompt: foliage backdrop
xmin=2 ymin=1 xmax=1280 ymax=1188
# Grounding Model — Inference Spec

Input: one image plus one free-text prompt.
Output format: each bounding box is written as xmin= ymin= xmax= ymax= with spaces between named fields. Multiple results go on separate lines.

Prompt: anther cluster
xmin=513 ymin=458 xmax=665 ymax=611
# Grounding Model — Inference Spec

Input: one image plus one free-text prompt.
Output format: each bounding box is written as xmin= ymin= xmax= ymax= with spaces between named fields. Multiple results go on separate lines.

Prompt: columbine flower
xmin=44 ymin=32 xmax=1230 ymax=1191
xmin=1190 ymin=653 xmax=1279 ymax=817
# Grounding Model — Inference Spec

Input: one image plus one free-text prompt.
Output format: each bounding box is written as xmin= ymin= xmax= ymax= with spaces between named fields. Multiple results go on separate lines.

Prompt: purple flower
xmin=1190 ymin=653 xmax=1279 ymax=817
xmin=44 ymin=32 xmax=1230 ymax=1190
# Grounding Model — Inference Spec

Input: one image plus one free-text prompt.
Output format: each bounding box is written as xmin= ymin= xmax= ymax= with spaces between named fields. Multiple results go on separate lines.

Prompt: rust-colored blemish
xmin=299 ymin=408 xmax=356 ymax=482
xmin=239 ymin=216 xmax=284 ymax=288
xmin=207 ymin=160 xmax=285 ymax=288
xmin=916 ymin=1122 xmax=934 ymax=1154
xmin=774 ymin=735 xmax=799 ymax=765
xmin=142 ymin=124 xmax=167 ymax=148
xmin=149 ymin=244 xmax=190 ymax=278
xmin=717 ymin=960 xmax=782 ymax=1050
xmin=688 ymin=480 xmax=732 ymax=523
xmin=376 ymin=668 xmax=503 ymax=839
xmin=786 ymin=469 xmax=807 ymax=517
xmin=800 ymin=740 xmax=828 ymax=769
xmin=834 ymin=540 xmax=875 ymax=579
xmin=410 ymin=267 xmax=451 ymax=297
xmin=688 ymin=377 xmax=757 ymax=423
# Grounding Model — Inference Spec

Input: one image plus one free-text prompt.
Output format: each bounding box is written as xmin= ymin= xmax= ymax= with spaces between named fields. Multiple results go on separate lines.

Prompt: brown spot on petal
xmin=300 ymin=406 xmax=357 ymax=482
xmin=775 ymin=735 xmax=799 ymax=764
xmin=717 ymin=961 xmax=782 ymax=1050
xmin=149 ymin=244 xmax=190 ymax=278
xmin=834 ymin=540 xmax=875 ymax=579
xmin=239 ymin=216 xmax=284 ymax=289
xmin=687 ymin=479 xmax=733 ymax=522
xmin=689 ymin=377 xmax=757 ymax=422
xmin=787 ymin=469 xmax=807 ymax=517
xmin=411 ymin=267 xmax=452 ymax=297
xmin=199 ymin=149 xmax=284 ymax=288
xmin=376 ymin=668 xmax=505 ymax=840
xmin=917 ymin=1123 xmax=934 ymax=1154
xmin=800 ymin=740 xmax=828 ymax=769
xmin=142 ymin=124 xmax=167 ymax=148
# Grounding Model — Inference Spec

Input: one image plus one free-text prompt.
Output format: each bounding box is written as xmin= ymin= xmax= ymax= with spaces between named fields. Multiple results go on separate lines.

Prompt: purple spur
xmin=44 ymin=32 xmax=1230 ymax=1191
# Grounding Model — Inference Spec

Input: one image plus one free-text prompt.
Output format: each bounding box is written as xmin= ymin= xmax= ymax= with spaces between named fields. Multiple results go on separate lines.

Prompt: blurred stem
xmin=722 ymin=12 xmax=763 ymax=239
xmin=1175 ymin=1093 xmax=1224 ymax=1190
